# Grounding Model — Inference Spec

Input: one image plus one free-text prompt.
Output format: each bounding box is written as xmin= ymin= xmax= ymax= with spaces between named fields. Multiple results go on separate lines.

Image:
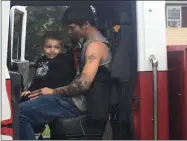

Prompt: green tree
xmin=25 ymin=6 xmax=69 ymax=61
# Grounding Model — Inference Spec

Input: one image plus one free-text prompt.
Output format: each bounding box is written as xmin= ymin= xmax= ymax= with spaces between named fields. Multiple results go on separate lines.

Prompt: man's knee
xmin=19 ymin=95 xmax=46 ymax=112
xmin=19 ymin=104 xmax=28 ymax=122
xmin=19 ymin=102 xmax=27 ymax=113
xmin=19 ymin=102 xmax=34 ymax=125
xmin=19 ymin=101 xmax=33 ymax=118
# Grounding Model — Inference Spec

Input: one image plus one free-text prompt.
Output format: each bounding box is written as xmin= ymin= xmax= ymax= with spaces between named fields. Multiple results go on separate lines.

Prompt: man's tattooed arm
xmin=54 ymin=42 xmax=104 ymax=96
xmin=54 ymin=73 xmax=92 ymax=96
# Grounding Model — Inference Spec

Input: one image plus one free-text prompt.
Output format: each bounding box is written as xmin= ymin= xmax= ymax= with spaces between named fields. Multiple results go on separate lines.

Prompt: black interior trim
xmin=11 ymin=1 xmax=113 ymax=7
xmin=109 ymin=1 xmax=137 ymax=139
xmin=129 ymin=1 xmax=138 ymax=137
xmin=9 ymin=71 xmax=22 ymax=140
xmin=121 ymin=1 xmax=137 ymax=139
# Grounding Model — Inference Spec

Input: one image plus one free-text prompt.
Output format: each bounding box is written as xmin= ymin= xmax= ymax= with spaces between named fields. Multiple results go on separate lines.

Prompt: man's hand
xmin=21 ymin=91 xmax=30 ymax=97
xmin=28 ymin=87 xmax=55 ymax=98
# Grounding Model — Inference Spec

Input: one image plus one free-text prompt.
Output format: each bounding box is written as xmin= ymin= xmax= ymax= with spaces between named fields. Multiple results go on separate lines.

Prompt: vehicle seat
xmin=49 ymin=73 xmax=110 ymax=140
xmin=50 ymin=115 xmax=107 ymax=140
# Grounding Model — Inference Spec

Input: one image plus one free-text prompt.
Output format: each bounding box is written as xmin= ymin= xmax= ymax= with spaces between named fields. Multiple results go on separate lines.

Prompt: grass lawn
xmin=42 ymin=125 xmax=50 ymax=137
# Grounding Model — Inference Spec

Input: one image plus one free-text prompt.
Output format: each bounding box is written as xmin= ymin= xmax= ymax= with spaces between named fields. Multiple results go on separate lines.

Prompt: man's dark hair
xmin=41 ymin=31 xmax=63 ymax=47
xmin=62 ymin=5 xmax=96 ymax=26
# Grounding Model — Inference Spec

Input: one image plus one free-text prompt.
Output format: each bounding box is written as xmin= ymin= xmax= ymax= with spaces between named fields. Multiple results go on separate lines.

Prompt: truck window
xmin=12 ymin=11 xmax=23 ymax=60
xmin=7 ymin=9 xmax=25 ymax=69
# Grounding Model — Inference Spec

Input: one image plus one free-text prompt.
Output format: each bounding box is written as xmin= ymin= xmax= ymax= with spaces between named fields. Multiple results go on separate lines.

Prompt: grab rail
xmin=149 ymin=54 xmax=158 ymax=140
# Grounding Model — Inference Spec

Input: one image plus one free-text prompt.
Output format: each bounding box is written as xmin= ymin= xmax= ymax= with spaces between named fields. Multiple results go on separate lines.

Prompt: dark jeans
xmin=19 ymin=94 xmax=80 ymax=140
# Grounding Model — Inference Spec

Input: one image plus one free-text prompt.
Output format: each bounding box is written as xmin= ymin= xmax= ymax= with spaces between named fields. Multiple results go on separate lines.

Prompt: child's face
xmin=43 ymin=39 xmax=63 ymax=59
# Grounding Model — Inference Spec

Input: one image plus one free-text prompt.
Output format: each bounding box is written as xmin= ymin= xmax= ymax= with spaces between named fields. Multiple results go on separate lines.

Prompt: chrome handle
xmin=149 ymin=54 xmax=158 ymax=140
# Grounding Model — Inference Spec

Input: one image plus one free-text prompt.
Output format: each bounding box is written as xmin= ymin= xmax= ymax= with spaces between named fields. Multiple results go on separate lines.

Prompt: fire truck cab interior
xmin=8 ymin=1 xmax=137 ymax=140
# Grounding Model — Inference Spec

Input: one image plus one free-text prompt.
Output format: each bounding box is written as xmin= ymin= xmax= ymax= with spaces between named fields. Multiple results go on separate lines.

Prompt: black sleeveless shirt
xmin=72 ymin=32 xmax=112 ymax=120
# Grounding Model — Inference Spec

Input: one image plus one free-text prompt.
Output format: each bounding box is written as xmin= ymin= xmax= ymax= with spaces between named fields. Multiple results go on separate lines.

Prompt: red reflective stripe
xmin=1 ymin=119 xmax=12 ymax=125
xmin=5 ymin=79 xmax=12 ymax=117
xmin=1 ymin=79 xmax=13 ymax=137
xmin=1 ymin=127 xmax=13 ymax=137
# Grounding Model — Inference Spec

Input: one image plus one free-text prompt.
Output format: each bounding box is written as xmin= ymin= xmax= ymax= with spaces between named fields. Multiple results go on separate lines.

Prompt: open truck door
xmin=1 ymin=3 xmax=28 ymax=140
xmin=9 ymin=5 xmax=28 ymax=140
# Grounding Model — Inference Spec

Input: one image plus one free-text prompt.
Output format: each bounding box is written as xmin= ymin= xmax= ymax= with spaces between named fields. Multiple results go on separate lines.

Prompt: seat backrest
xmin=108 ymin=4 xmax=137 ymax=138
xmin=109 ymin=24 xmax=132 ymax=107
xmin=86 ymin=66 xmax=111 ymax=121
xmin=9 ymin=60 xmax=30 ymax=90
xmin=110 ymin=27 xmax=131 ymax=80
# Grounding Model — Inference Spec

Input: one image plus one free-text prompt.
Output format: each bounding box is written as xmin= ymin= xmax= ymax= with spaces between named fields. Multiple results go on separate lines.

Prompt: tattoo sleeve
xmin=54 ymin=53 xmax=98 ymax=97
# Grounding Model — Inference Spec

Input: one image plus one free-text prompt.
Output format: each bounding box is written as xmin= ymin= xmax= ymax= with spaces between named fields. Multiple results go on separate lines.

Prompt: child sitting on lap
xmin=20 ymin=31 xmax=76 ymax=102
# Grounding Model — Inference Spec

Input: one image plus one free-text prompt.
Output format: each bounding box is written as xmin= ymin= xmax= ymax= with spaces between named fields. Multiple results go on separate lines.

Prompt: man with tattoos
xmin=19 ymin=5 xmax=112 ymax=140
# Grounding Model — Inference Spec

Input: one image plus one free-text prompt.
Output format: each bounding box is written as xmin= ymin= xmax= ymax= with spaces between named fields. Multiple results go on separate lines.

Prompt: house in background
xmin=166 ymin=1 xmax=187 ymax=45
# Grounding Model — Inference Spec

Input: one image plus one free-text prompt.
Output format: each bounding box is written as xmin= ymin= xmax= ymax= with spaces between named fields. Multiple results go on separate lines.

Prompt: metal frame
xmin=9 ymin=6 xmax=27 ymax=63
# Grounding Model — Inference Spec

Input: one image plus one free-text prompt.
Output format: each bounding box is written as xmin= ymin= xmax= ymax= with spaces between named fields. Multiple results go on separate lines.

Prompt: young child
xmin=20 ymin=31 xmax=76 ymax=101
